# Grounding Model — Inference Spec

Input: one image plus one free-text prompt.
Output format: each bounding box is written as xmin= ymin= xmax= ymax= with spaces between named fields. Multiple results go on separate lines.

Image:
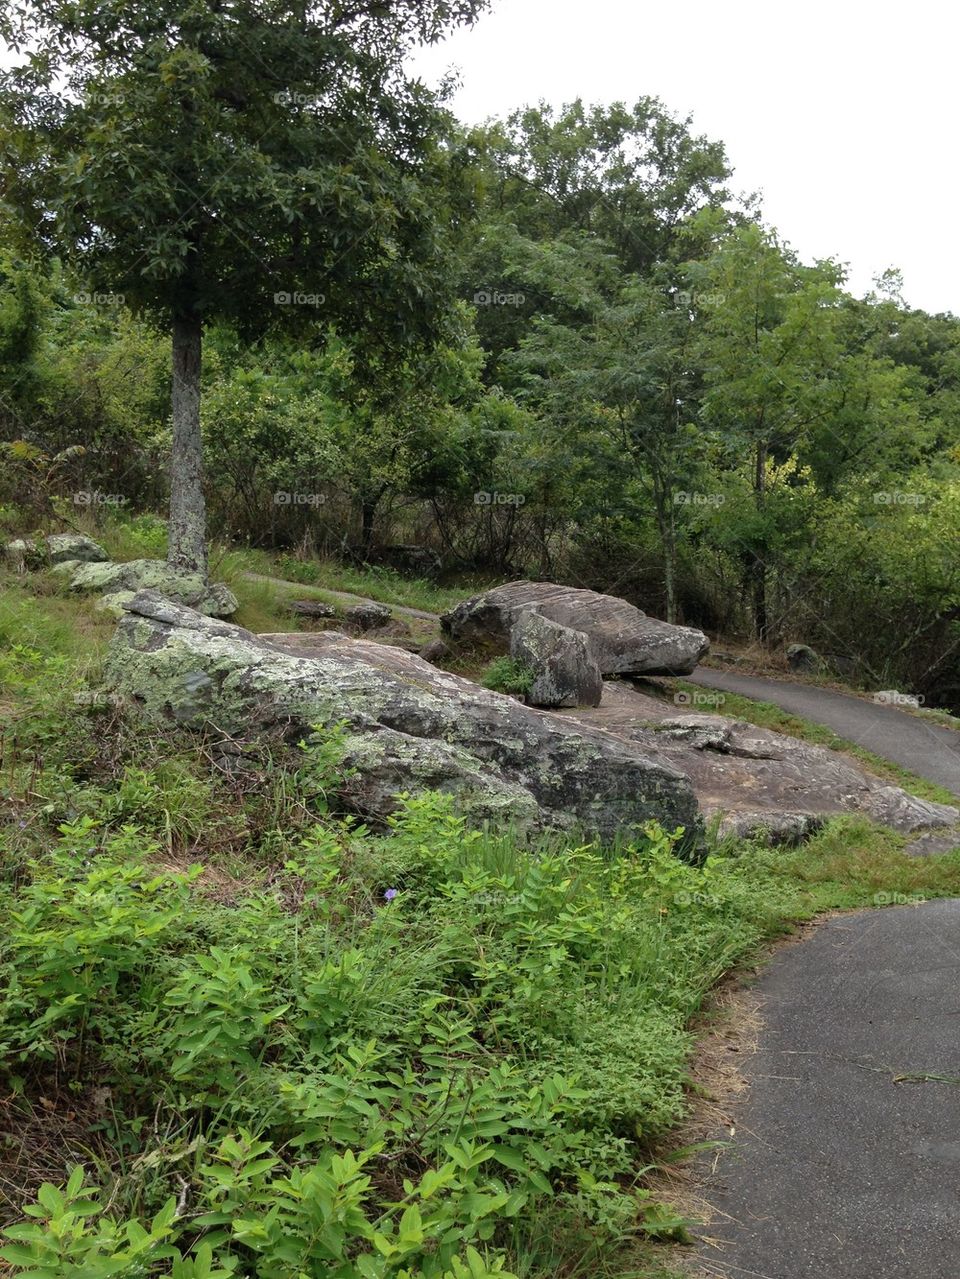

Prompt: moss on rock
xmin=68 ymin=559 xmax=238 ymax=616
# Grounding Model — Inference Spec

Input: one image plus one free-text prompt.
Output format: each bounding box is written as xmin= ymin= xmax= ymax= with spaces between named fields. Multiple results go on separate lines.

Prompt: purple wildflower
xmin=383 ymin=888 xmax=399 ymax=901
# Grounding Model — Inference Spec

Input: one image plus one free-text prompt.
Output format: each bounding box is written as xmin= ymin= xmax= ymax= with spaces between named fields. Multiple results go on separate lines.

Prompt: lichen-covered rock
xmin=786 ymin=643 xmax=821 ymax=673
xmin=5 ymin=532 xmax=109 ymax=570
xmin=509 ymin=611 xmax=602 ymax=708
xmin=68 ymin=559 xmax=238 ymax=617
xmin=46 ymin=533 xmax=108 ymax=564
xmin=203 ymin=581 xmax=241 ymax=618
xmin=96 ymin=590 xmax=138 ymax=618
xmin=103 ymin=591 xmax=701 ymax=845
xmin=4 ymin=538 xmax=42 ymax=571
xmin=442 ymin=580 xmax=709 ymax=676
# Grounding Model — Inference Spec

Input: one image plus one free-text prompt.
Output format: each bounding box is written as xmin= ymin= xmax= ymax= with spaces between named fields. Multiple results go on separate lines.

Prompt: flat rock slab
xmin=559 ymin=681 xmax=959 ymax=839
xmin=441 ymin=580 xmax=709 ymax=676
xmin=695 ymin=901 xmax=960 ymax=1279
xmin=690 ymin=668 xmax=960 ymax=798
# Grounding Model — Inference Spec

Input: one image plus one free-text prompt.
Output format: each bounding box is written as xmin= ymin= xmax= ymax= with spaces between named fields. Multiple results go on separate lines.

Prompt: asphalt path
xmin=695 ymin=901 xmax=960 ymax=1279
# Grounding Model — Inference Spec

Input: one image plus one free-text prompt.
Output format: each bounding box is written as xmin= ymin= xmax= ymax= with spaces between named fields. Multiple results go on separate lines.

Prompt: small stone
xmin=4 ymin=538 xmax=43 ymax=570
xmin=419 ymin=637 xmax=452 ymax=665
xmin=344 ymin=601 xmax=392 ymax=631
xmin=289 ymin=599 xmax=338 ymax=618
xmin=45 ymin=533 xmax=108 ymax=564
xmin=786 ymin=643 xmax=821 ymax=674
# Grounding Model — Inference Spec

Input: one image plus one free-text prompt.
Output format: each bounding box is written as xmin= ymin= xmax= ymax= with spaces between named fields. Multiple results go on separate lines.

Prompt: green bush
xmin=481 ymin=658 xmax=535 ymax=697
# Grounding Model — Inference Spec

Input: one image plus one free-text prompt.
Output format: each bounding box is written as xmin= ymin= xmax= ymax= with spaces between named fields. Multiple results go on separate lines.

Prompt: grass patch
xmin=0 ymin=569 xmax=114 ymax=668
xmin=219 ymin=545 xmax=484 ymax=616
xmin=673 ymin=680 xmax=957 ymax=806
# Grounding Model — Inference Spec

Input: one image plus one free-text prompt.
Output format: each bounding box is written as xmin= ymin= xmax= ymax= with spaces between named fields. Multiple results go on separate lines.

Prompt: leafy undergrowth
xmin=481 ymin=658 xmax=535 ymax=698
xmin=3 ymin=584 xmax=960 ymax=1278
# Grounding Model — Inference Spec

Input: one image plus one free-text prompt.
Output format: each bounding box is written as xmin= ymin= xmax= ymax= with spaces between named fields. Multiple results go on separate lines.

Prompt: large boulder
xmin=509 ymin=611 xmax=602 ymax=708
xmin=102 ymin=591 xmax=701 ymax=845
xmin=67 ymin=559 xmax=238 ymax=617
xmin=442 ymin=580 xmax=709 ymax=676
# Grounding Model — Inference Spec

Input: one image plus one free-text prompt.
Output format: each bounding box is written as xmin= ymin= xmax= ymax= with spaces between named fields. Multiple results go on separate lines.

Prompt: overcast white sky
xmin=409 ymin=0 xmax=958 ymax=316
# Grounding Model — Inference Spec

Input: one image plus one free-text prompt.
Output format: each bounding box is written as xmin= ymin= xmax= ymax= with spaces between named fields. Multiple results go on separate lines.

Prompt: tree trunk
xmin=360 ymin=495 xmax=377 ymax=556
xmin=651 ymin=467 xmax=678 ymax=623
xmin=752 ymin=439 xmax=768 ymax=641
xmin=663 ymin=531 xmax=677 ymax=624
xmin=168 ymin=313 xmax=207 ymax=576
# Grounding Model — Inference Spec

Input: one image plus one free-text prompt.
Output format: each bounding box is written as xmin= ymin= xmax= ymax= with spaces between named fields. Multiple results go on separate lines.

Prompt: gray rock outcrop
xmin=442 ymin=580 xmax=709 ymax=676
xmin=46 ymin=534 xmax=109 ymax=564
xmin=103 ymin=592 xmax=701 ymax=845
xmin=66 ymin=559 xmax=238 ymax=617
xmin=559 ymin=687 xmax=960 ymax=843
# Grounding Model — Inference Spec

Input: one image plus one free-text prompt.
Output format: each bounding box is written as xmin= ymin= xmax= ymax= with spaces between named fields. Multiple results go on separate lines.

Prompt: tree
xmin=459 ymin=98 xmax=732 ymax=384
xmin=1 ymin=0 xmax=488 ymax=573
xmin=514 ymin=272 xmax=709 ymax=622
xmin=0 ymin=250 xmax=46 ymax=435
xmin=689 ymin=218 xmax=923 ymax=640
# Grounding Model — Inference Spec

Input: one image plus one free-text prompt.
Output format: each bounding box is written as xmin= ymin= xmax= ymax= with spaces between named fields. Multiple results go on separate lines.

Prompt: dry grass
xmin=0 ymin=1089 xmax=116 ymax=1225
